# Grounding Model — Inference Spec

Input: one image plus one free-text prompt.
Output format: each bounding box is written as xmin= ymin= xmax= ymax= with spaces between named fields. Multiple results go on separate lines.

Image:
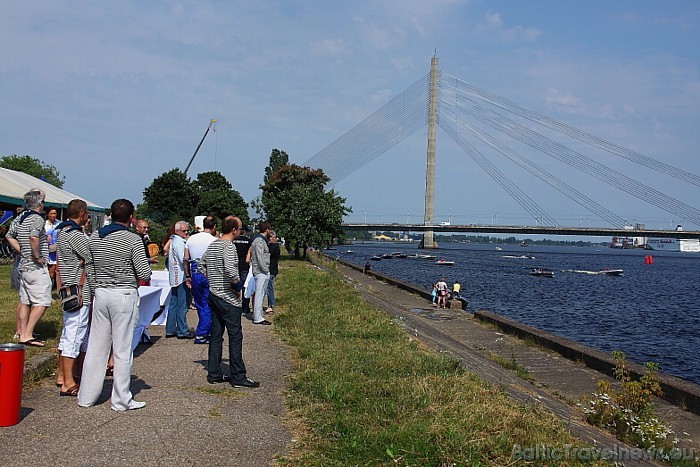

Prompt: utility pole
xmin=421 ymin=54 xmax=439 ymax=249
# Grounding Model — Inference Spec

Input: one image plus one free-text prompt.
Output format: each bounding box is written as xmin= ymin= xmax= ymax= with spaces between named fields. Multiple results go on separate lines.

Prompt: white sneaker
xmin=112 ymin=400 xmax=146 ymax=411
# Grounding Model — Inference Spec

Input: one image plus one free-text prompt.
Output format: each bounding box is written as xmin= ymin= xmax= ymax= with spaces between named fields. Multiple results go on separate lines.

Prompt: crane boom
xmin=184 ymin=119 xmax=217 ymax=175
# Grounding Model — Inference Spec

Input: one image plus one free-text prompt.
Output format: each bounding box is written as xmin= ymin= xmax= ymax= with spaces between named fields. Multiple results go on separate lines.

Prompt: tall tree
xmin=1 ymin=154 xmax=65 ymax=188
xmin=261 ymin=163 xmax=351 ymax=258
xmin=142 ymin=168 xmax=197 ymax=225
xmin=193 ymin=171 xmax=249 ymax=224
xmin=263 ymin=149 xmax=289 ymax=185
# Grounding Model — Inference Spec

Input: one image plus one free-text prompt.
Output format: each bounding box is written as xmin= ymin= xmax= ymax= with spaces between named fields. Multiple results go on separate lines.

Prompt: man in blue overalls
xmin=184 ymin=216 xmax=218 ymax=344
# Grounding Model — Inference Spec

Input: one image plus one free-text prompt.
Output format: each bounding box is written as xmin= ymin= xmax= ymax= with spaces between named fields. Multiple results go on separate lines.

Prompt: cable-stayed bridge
xmin=303 ymin=57 xmax=700 ymax=246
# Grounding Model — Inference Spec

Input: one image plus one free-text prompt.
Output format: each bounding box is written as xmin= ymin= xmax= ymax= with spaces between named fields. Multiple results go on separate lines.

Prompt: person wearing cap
xmin=166 ymin=221 xmax=193 ymax=339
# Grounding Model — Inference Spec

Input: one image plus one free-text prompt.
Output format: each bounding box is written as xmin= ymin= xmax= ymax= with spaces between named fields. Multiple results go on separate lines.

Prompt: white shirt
xmin=185 ymin=232 xmax=217 ymax=261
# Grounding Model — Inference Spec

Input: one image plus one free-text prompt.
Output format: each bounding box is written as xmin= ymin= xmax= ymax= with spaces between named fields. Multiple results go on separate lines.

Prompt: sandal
xmin=19 ymin=338 xmax=45 ymax=347
xmin=59 ymin=384 xmax=79 ymax=397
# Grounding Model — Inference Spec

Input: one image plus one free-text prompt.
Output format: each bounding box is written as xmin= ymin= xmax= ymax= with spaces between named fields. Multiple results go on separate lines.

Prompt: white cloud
xmin=311 ymin=38 xmax=347 ymax=58
xmin=477 ymin=11 xmax=542 ymax=42
xmin=544 ymin=88 xmax=585 ymax=114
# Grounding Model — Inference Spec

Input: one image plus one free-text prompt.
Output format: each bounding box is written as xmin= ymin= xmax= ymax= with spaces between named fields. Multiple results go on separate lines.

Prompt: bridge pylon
xmin=421 ymin=55 xmax=439 ymax=249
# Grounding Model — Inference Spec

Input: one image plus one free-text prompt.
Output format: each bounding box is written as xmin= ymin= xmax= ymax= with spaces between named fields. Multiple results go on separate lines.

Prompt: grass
xmin=0 ymin=256 xmax=607 ymax=464
xmin=0 ymin=257 xmax=167 ymax=367
xmin=0 ymin=264 xmax=62 ymax=359
xmin=273 ymin=259 xmax=603 ymax=466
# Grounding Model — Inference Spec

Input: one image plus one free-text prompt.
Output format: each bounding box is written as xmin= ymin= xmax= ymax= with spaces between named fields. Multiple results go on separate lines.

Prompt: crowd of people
xmin=4 ymin=188 xmax=280 ymax=410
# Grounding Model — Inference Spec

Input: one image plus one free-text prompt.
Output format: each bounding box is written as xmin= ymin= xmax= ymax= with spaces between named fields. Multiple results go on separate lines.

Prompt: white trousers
xmin=252 ymin=272 xmax=269 ymax=323
xmin=58 ymin=302 xmax=90 ymax=359
xmin=78 ymin=288 xmax=139 ymax=411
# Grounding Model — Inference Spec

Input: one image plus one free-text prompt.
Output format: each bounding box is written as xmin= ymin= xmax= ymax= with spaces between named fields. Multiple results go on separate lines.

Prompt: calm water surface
xmin=337 ymin=242 xmax=700 ymax=385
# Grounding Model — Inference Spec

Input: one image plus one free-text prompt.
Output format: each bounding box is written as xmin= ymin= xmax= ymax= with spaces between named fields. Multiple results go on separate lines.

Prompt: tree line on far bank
xmin=2 ymin=150 xmax=350 ymax=258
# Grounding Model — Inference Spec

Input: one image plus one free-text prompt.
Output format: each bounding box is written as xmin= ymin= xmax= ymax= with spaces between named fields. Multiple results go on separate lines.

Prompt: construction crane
xmin=183 ymin=119 xmax=217 ymax=176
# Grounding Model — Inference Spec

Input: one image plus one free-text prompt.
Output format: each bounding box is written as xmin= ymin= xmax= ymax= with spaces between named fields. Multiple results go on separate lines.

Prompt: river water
xmin=335 ymin=242 xmax=700 ymax=385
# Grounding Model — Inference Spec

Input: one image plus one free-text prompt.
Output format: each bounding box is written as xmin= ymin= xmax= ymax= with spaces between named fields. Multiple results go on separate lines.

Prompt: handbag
xmin=55 ymin=250 xmax=85 ymax=313
xmin=59 ymin=284 xmax=82 ymax=312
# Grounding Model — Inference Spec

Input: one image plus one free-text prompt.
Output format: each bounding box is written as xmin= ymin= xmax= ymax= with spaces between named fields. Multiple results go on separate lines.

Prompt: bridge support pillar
xmin=421 ymin=55 xmax=439 ymax=249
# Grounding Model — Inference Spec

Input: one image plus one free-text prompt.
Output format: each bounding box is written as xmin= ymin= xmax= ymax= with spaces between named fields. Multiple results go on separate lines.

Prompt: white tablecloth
xmin=131 ymin=270 xmax=172 ymax=350
xmin=148 ymin=270 xmax=171 ymax=325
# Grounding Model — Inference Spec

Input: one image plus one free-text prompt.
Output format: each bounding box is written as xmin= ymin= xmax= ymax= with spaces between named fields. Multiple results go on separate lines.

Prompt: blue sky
xmin=2 ymin=1 xmax=700 ymax=230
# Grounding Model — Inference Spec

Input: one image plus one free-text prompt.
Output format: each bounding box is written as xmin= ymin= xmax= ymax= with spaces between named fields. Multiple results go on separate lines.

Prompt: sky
xmin=2 ymin=1 xmax=700 ymax=231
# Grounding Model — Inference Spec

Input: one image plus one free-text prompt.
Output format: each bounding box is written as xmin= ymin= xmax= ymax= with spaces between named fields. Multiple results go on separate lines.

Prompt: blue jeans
xmin=266 ymin=274 xmax=276 ymax=307
xmin=207 ymin=294 xmax=246 ymax=381
xmin=166 ymin=282 xmax=189 ymax=337
xmin=190 ymin=263 xmax=211 ymax=337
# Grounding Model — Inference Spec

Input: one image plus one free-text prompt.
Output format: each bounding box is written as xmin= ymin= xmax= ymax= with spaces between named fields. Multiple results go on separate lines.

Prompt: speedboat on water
xmin=600 ymin=268 xmax=624 ymax=276
xmin=369 ymin=255 xmax=382 ymax=261
xmin=564 ymin=269 xmax=623 ymax=276
xmin=529 ymin=268 xmax=554 ymax=278
xmin=435 ymin=259 xmax=454 ymax=266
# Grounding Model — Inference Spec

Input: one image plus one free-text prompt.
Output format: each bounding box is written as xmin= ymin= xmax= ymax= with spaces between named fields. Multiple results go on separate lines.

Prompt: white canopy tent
xmin=0 ymin=167 xmax=105 ymax=223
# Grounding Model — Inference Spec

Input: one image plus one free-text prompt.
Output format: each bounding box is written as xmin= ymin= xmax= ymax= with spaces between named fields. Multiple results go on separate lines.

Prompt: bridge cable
xmin=438 ymin=96 xmax=627 ymax=228
xmin=444 ymin=73 xmax=700 ymax=188
xmin=439 ymin=118 xmax=559 ymax=226
xmin=304 ymin=74 xmax=429 ymax=185
xmin=443 ymin=86 xmax=700 ymax=226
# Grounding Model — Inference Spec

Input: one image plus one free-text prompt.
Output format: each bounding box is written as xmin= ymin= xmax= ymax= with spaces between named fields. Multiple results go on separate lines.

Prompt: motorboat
xmin=495 ymin=246 xmax=503 ymax=251
xmin=391 ymin=252 xmax=407 ymax=258
xmin=435 ymin=259 xmax=455 ymax=266
xmin=369 ymin=255 xmax=382 ymax=261
xmin=381 ymin=253 xmax=394 ymax=259
xmin=419 ymin=254 xmax=436 ymax=260
xmin=564 ymin=269 xmax=623 ymax=276
xmin=529 ymin=268 xmax=554 ymax=278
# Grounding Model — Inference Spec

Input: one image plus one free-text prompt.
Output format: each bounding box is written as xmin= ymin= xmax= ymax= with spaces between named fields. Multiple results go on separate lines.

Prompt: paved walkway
xmin=0 ymin=315 xmax=292 ymax=466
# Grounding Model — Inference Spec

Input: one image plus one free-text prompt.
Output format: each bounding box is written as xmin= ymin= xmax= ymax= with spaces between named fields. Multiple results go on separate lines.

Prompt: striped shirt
xmin=56 ymin=225 xmax=93 ymax=303
xmin=200 ymin=239 xmax=241 ymax=306
xmin=6 ymin=211 xmax=48 ymax=270
xmin=88 ymin=226 xmax=151 ymax=289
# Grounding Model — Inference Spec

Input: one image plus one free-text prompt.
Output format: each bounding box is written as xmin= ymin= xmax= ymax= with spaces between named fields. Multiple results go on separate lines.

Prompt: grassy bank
xmin=274 ymin=259 xmax=600 ymax=466
xmin=0 ymin=258 xmax=166 ymax=362
xmin=0 ymin=264 xmax=62 ymax=359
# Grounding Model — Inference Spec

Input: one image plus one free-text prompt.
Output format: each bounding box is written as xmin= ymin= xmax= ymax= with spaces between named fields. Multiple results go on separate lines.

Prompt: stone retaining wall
xmin=329 ymin=253 xmax=700 ymax=415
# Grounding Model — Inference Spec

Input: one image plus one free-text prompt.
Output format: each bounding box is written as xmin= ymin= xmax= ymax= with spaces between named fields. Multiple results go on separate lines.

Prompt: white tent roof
xmin=0 ymin=167 xmax=104 ymax=212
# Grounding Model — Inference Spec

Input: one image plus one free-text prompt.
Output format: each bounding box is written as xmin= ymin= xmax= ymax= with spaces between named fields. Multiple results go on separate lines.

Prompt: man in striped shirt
xmin=5 ymin=189 xmax=50 ymax=347
xmin=78 ymin=199 xmax=151 ymax=411
xmin=200 ymin=215 xmax=259 ymax=388
xmin=55 ymin=199 xmax=92 ymax=397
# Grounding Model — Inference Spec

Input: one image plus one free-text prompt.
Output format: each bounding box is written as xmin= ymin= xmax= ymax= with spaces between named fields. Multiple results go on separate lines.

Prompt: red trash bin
xmin=0 ymin=343 xmax=25 ymax=427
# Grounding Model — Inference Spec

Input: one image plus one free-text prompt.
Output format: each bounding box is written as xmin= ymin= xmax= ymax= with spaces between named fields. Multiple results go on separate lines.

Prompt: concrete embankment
xmin=334 ymin=255 xmax=700 ymax=416
xmin=327 ymin=254 xmax=699 ymax=455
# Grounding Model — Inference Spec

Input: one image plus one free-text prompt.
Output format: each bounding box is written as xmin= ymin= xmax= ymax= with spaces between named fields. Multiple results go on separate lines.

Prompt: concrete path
xmin=0 ymin=316 xmax=292 ymax=466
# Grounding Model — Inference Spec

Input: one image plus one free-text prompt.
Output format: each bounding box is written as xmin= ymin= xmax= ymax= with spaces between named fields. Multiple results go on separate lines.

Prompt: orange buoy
xmin=644 ymin=255 xmax=654 ymax=265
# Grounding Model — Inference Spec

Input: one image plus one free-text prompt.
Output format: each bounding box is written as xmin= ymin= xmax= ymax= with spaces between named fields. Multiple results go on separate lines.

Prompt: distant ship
xmin=644 ymin=225 xmax=700 ymax=253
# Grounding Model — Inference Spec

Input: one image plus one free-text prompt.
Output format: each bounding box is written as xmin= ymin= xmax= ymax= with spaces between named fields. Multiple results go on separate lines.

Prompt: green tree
xmin=261 ymin=162 xmax=350 ymax=258
xmin=264 ymin=148 xmax=289 ymax=185
xmin=1 ymin=154 xmax=65 ymax=188
xmin=194 ymin=170 xmax=249 ymax=224
xmin=142 ymin=168 xmax=197 ymax=225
